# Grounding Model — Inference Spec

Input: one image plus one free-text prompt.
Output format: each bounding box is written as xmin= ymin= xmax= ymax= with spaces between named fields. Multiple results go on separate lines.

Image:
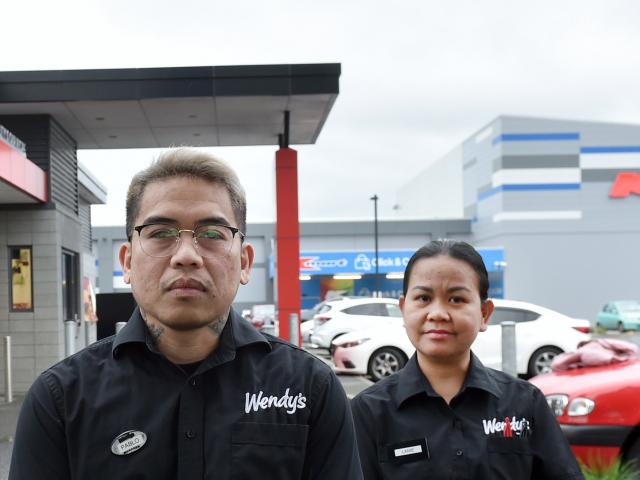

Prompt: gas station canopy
xmin=0 ymin=63 xmax=340 ymax=149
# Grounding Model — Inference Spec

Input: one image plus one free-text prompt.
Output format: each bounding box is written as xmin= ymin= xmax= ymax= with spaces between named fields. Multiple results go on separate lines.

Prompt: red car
xmin=530 ymin=358 xmax=640 ymax=468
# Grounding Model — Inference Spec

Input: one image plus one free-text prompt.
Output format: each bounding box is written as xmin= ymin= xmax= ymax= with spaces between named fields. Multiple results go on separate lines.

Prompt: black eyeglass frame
xmin=130 ymin=223 xmax=245 ymax=255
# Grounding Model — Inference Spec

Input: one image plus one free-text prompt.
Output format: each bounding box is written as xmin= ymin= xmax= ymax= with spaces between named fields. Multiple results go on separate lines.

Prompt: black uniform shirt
xmin=351 ymin=353 xmax=584 ymax=480
xmin=10 ymin=308 xmax=363 ymax=480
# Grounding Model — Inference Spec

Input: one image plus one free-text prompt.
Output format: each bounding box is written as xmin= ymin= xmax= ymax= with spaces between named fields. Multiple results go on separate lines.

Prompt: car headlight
xmin=567 ymin=397 xmax=595 ymax=417
xmin=545 ymin=394 xmax=569 ymax=416
xmin=334 ymin=338 xmax=371 ymax=349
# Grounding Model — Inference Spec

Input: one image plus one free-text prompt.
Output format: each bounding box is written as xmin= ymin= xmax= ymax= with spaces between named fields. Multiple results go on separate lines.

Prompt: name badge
xmin=385 ymin=438 xmax=429 ymax=464
xmin=111 ymin=430 xmax=147 ymax=456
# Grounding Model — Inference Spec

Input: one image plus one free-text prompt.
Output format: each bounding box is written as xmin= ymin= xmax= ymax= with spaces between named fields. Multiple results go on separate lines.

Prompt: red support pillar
xmin=275 ymin=147 xmax=301 ymax=342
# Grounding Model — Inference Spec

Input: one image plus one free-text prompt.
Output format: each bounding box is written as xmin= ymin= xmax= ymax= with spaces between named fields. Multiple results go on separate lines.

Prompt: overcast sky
xmin=4 ymin=0 xmax=640 ymax=225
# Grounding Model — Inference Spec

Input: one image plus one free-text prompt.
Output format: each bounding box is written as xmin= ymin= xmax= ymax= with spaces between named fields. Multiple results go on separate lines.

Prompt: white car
xmin=332 ymin=299 xmax=592 ymax=381
xmin=309 ymin=297 xmax=402 ymax=350
xmin=300 ymin=297 xmax=363 ymax=343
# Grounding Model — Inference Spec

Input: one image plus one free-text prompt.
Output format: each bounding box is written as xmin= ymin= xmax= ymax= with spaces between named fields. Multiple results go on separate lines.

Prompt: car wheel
xmin=368 ymin=348 xmax=407 ymax=382
xmin=618 ymin=321 xmax=626 ymax=333
xmin=527 ymin=346 xmax=563 ymax=377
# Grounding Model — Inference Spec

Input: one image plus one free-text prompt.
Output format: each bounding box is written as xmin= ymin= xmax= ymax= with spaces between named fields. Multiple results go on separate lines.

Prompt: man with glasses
xmin=10 ymin=148 xmax=363 ymax=480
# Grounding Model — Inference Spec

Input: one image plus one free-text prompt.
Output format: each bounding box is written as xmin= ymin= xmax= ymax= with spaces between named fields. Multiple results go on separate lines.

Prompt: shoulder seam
xmin=41 ymin=336 xmax=115 ymax=374
xmin=261 ymin=334 xmax=334 ymax=374
xmin=41 ymin=370 xmax=65 ymax=421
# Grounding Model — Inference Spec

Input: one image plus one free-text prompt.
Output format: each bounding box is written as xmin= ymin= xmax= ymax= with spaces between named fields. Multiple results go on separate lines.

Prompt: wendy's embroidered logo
xmin=244 ymin=388 xmax=307 ymax=415
xmin=482 ymin=416 xmax=532 ymax=437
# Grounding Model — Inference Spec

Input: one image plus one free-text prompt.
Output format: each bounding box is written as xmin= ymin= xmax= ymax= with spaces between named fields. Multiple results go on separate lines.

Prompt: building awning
xmin=0 ymin=138 xmax=47 ymax=203
xmin=0 ymin=64 xmax=340 ymax=149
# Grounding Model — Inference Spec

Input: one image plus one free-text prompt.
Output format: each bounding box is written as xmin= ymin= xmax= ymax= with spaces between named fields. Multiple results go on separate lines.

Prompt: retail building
xmin=397 ymin=115 xmax=640 ymax=320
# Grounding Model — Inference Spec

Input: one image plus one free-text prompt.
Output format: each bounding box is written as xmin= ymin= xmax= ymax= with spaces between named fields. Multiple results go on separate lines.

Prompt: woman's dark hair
xmin=402 ymin=240 xmax=490 ymax=301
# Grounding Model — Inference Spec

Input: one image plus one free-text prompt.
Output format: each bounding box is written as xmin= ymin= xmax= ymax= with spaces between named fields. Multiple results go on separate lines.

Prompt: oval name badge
xmin=111 ymin=430 xmax=147 ymax=456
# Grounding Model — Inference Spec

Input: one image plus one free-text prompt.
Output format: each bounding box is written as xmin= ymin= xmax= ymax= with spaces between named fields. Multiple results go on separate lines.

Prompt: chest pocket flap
xmin=232 ymin=422 xmax=308 ymax=447
xmin=231 ymin=422 xmax=309 ymax=480
xmin=487 ymin=437 xmax=532 ymax=455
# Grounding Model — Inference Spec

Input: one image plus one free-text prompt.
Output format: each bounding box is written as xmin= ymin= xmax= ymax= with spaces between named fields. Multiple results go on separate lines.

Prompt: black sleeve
xmin=9 ymin=372 xmax=71 ymax=480
xmin=303 ymin=369 xmax=364 ymax=479
xmin=351 ymin=395 xmax=383 ymax=480
xmin=530 ymin=387 xmax=585 ymax=479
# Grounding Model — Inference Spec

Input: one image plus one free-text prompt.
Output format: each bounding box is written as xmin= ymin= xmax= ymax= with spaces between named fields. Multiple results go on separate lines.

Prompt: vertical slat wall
xmin=49 ymin=119 xmax=78 ymax=214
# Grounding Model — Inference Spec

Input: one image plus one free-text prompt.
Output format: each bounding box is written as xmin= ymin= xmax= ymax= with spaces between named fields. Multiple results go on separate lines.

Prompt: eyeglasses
xmin=133 ymin=223 xmax=245 ymax=258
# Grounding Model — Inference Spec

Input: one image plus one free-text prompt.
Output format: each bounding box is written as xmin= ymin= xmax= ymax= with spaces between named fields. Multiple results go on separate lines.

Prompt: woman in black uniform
xmin=351 ymin=240 xmax=583 ymax=479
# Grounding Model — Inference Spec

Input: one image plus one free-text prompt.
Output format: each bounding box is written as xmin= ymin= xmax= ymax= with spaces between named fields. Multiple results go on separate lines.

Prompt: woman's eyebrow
xmin=410 ymin=285 xmax=471 ymax=293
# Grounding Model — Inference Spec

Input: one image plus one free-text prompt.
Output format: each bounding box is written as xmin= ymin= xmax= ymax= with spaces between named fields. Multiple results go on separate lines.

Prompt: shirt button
xmin=185 ymin=430 xmax=196 ymax=439
xmin=456 ymin=449 xmax=463 ymax=456
xmin=190 ymin=378 xmax=197 ymax=387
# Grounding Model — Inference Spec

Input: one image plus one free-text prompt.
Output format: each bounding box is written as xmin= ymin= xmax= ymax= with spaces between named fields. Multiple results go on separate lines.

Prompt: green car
xmin=597 ymin=301 xmax=640 ymax=332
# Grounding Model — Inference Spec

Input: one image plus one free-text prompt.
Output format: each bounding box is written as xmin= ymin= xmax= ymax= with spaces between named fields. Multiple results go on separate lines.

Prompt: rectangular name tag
xmin=385 ymin=438 xmax=429 ymax=464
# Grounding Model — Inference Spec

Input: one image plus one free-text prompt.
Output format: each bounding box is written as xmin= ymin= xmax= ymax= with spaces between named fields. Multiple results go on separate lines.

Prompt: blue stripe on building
xmin=580 ymin=146 xmax=640 ymax=154
xmin=478 ymin=183 xmax=581 ymax=201
xmin=492 ymin=132 xmax=580 ymax=145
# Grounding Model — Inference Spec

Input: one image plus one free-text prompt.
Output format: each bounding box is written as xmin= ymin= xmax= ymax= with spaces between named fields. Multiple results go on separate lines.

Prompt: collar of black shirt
xmin=393 ymin=352 xmax=502 ymax=408
xmin=111 ymin=307 xmax=272 ymax=362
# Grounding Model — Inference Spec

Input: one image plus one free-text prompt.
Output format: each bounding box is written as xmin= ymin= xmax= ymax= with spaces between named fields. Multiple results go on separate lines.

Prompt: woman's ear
xmin=479 ymin=299 xmax=494 ymax=332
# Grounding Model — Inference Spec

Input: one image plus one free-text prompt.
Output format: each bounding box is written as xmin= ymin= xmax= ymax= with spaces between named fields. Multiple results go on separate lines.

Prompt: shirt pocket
xmin=231 ymin=422 xmax=309 ymax=480
xmin=486 ymin=437 xmax=533 ymax=479
xmin=378 ymin=439 xmax=432 ymax=480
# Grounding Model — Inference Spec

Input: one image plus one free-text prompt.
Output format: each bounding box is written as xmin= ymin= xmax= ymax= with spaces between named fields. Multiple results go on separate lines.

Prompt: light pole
xmin=370 ymin=194 xmax=380 ymax=298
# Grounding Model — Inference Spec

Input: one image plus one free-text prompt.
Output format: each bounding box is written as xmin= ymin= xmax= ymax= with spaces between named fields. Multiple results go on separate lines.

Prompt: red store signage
xmin=609 ymin=172 xmax=640 ymax=198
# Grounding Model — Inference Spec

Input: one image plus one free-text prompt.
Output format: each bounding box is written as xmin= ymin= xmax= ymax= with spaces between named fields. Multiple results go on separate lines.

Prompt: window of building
xmin=62 ymin=249 xmax=80 ymax=322
xmin=9 ymin=246 xmax=33 ymax=311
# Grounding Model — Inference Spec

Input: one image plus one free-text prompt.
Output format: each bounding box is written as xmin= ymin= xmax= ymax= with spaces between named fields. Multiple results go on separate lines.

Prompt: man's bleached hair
xmin=125 ymin=147 xmax=246 ymax=239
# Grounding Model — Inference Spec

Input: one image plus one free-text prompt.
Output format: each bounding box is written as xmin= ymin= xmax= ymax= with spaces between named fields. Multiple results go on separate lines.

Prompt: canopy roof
xmin=0 ymin=63 xmax=340 ymax=149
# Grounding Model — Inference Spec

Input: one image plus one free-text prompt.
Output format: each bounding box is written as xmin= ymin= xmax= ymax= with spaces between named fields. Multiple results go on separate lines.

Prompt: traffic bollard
xmin=64 ymin=320 xmax=76 ymax=357
xmin=4 ymin=336 xmax=12 ymax=403
xmin=289 ymin=313 xmax=299 ymax=347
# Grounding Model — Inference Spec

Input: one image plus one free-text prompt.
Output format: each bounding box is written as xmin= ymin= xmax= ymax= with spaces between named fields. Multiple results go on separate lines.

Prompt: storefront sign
xmin=10 ymin=246 xmax=33 ymax=311
xmin=83 ymin=277 xmax=98 ymax=322
xmin=299 ymin=251 xmax=410 ymax=274
xmin=609 ymin=172 xmax=640 ymax=198
xmin=0 ymin=124 xmax=26 ymax=154
xmin=295 ymin=248 xmax=504 ymax=276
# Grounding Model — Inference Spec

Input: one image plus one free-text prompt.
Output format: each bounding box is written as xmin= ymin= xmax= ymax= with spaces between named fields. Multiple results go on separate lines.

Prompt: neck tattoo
xmin=147 ymin=323 xmax=165 ymax=343
xmin=207 ymin=315 xmax=227 ymax=336
xmin=140 ymin=310 xmax=165 ymax=343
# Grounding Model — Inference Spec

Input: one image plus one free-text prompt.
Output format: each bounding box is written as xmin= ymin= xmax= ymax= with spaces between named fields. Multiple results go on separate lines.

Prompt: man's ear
xmin=239 ymin=242 xmax=254 ymax=285
xmin=479 ymin=299 xmax=494 ymax=332
xmin=119 ymin=242 xmax=132 ymax=285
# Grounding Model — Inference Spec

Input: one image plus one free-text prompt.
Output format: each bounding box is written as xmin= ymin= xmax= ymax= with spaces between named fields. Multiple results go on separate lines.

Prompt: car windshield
xmin=618 ymin=301 xmax=640 ymax=313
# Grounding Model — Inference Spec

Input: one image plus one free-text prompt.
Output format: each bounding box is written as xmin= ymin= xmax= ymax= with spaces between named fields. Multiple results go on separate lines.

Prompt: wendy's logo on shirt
xmin=482 ymin=416 xmax=532 ymax=438
xmin=244 ymin=388 xmax=307 ymax=415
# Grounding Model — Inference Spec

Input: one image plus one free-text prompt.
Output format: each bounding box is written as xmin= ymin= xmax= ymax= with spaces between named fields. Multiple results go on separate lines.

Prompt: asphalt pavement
xmin=0 ymin=395 xmax=21 ymax=480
